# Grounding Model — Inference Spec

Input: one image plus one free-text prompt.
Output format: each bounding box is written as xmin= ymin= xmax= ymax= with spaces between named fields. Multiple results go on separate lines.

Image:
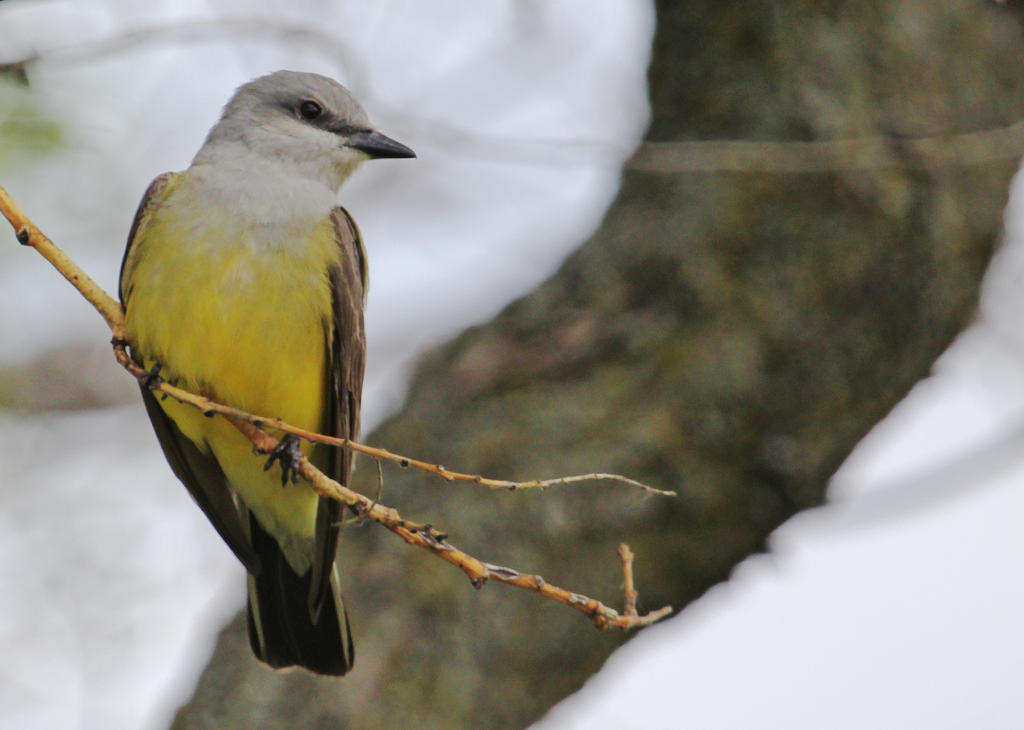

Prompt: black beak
xmin=345 ymin=130 xmax=416 ymax=159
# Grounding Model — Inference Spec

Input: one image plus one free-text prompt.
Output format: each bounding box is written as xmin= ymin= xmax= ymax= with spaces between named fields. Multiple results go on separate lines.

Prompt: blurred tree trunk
xmin=174 ymin=1 xmax=1024 ymax=728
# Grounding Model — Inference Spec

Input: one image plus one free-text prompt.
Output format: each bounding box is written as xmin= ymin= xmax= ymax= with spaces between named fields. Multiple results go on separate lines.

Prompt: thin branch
xmin=0 ymin=185 xmax=125 ymax=335
xmin=113 ymin=340 xmax=673 ymax=497
xmin=0 ymin=183 xmax=664 ymax=497
xmin=107 ymin=337 xmax=672 ymax=496
xmin=0 ymin=183 xmax=665 ymax=497
xmin=628 ymin=119 xmax=1024 ymax=173
xmin=3 ymin=18 xmax=370 ymax=96
xmin=1 ymin=182 xmax=673 ymax=630
xmin=15 ymin=20 xmax=1024 ymax=175
xmin=618 ymin=543 xmax=640 ymax=619
xmin=242 ymin=415 xmax=671 ymax=630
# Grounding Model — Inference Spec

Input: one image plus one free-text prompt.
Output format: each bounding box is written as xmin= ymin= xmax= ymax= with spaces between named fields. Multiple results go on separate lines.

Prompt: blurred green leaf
xmin=0 ymin=77 xmax=64 ymax=163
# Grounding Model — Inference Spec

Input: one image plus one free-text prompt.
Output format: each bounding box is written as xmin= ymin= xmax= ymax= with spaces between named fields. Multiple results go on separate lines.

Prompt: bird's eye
xmin=298 ymin=100 xmax=323 ymax=120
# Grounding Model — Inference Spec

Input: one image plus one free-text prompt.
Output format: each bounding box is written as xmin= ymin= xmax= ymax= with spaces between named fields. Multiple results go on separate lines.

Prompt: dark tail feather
xmin=246 ymin=515 xmax=354 ymax=676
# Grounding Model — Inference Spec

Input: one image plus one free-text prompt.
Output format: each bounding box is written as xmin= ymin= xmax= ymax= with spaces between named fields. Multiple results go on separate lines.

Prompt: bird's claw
xmin=143 ymin=362 xmax=163 ymax=389
xmin=263 ymin=433 xmax=304 ymax=486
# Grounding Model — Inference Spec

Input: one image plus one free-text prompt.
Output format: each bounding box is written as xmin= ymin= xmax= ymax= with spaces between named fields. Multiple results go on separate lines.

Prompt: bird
xmin=118 ymin=70 xmax=415 ymax=675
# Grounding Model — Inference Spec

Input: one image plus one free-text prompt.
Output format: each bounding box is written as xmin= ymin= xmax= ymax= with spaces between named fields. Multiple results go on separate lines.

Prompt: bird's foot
xmin=143 ymin=362 xmax=163 ymax=389
xmin=263 ymin=433 xmax=304 ymax=486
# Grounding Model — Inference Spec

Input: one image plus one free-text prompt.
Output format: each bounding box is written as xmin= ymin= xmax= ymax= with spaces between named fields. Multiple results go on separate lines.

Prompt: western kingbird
xmin=119 ymin=70 xmax=414 ymax=675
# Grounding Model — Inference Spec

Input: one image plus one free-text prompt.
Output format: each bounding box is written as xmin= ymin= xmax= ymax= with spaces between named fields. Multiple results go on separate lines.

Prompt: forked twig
xmin=0 ymin=183 xmax=673 ymax=630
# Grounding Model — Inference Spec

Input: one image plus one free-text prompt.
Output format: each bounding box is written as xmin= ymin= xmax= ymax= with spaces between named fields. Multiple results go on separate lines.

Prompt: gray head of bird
xmin=195 ymin=70 xmax=415 ymax=191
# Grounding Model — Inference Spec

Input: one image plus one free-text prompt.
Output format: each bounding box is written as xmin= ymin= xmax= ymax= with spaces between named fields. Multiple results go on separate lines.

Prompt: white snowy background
xmin=0 ymin=2 xmax=1022 ymax=729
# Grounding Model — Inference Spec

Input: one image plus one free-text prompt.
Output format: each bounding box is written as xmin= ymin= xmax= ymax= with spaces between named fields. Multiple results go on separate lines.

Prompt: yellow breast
xmin=123 ymin=173 xmax=339 ymax=553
